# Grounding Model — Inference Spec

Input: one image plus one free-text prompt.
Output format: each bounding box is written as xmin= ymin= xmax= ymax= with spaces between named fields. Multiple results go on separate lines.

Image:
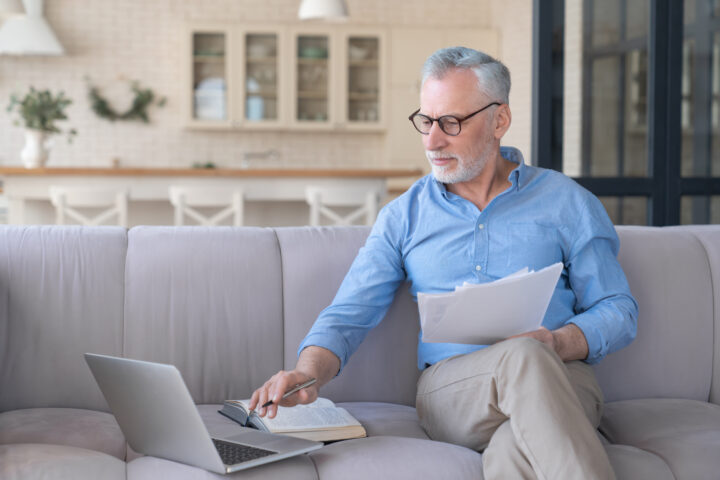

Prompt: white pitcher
xmin=20 ymin=129 xmax=52 ymax=168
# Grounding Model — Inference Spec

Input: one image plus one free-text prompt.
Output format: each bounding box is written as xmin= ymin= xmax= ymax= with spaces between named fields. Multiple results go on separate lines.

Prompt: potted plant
xmin=6 ymin=86 xmax=77 ymax=168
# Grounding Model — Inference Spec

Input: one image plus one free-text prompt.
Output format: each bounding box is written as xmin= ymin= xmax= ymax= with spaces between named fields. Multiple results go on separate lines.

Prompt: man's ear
xmin=494 ymin=104 xmax=512 ymax=140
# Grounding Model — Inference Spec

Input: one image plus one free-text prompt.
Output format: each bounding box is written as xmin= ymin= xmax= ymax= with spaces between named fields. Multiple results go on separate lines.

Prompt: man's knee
xmin=497 ymin=337 xmax=559 ymax=363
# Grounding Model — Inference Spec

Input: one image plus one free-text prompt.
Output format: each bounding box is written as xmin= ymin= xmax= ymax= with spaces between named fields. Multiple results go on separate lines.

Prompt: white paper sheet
xmin=418 ymin=262 xmax=564 ymax=344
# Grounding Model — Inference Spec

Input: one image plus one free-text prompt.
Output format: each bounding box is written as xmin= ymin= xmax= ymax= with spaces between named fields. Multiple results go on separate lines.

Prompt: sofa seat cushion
xmin=0 ymin=443 xmax=126 ymax=480
xmin=337 ymin=402 xmax=429 ymax=440
xmin=604 ymin=444 xmax=674 ymax=479
xmin=308 ymin=436 xmax=484 ymax=479
xmin=127 ymin=454 xmax=318 ymax=479
xmin=0 ymin=408 xmax=126 ymax=460
xmin=600 ymin=398 xmax=720 ymax=479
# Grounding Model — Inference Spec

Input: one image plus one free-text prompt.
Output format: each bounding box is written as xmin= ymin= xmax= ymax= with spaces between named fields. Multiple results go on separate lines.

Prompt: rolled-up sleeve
xmin=297 ymin=206 xmax=407 ymax=373
xmin=565 ymin=195 xmax=639 ymax=364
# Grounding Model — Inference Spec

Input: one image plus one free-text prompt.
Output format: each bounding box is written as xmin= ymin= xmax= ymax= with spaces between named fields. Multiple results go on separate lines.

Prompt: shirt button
xmin=478 ymin=224 xmax=484 ymax=230
xmin=475 ymin=265 xmax=482 ymax=271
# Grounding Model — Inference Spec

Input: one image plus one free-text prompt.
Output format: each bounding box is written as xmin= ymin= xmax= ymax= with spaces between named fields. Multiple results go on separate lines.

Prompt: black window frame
xmin=533 ymin=0 xmax=720 ymax=226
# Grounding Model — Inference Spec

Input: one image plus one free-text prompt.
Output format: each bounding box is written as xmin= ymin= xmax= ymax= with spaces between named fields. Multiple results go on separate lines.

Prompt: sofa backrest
xmin=0 ymin=226 xmax=126 ymax=412
xmin=671 ymin=226 xmax=720 ymax=405
xmin=122 ymin=227 xmax=285 ymax=404
xmin=277 ymin=226 xmax=420 ymax=407
xmin=593 ymin=226 xmax=718 ymax=403
xmin=2 ymin=224 xmax=718 ymax=413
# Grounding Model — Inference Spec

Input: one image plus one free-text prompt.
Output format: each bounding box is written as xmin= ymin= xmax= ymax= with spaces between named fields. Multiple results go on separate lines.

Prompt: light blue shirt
xmin=299 ymin=147 xmax=638 ymax=371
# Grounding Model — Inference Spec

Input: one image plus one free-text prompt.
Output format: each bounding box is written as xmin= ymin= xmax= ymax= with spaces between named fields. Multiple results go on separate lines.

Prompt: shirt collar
xmin=500 ymin=146 xmax=528 ymax=191
xmin=432 ymin=145 xmax=529 ymax=198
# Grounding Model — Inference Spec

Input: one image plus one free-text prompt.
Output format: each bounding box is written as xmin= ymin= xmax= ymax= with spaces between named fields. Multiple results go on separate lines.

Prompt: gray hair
xmin=421 ymin=46 xmax=511 ymax=104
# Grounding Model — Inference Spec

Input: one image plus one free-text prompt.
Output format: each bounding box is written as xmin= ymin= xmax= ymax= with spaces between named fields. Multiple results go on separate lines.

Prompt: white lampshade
xmin=0 ymin=0 xmax=64 ymax=55
xmin=298 ymin=0 xmax=348 ymax=21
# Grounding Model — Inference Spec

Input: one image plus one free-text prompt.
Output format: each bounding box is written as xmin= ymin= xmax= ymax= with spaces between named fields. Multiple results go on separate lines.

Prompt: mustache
xmin=425 ymin=151 xmax=459 ymax=161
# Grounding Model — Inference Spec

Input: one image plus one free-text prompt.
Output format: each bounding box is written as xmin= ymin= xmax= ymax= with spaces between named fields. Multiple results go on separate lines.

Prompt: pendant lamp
xmin=0 ymin=0 xmax=64 ymax=55
xmin=298 ymin=0 xmax=349 ymax=21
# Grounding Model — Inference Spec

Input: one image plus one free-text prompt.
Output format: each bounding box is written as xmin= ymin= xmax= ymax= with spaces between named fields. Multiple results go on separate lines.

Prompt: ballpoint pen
xmin=262 ymin=377 xmax=317 ymax=408
xmin=243 ymin=378 xmax=318 ymax=426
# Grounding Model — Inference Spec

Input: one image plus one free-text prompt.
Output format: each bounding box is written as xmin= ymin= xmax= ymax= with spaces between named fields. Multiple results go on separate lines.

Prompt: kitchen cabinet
xmin=185 ymin=23 xmax=386 ymax=131
xmin=186 ymin=24 xmax=234 ymax=129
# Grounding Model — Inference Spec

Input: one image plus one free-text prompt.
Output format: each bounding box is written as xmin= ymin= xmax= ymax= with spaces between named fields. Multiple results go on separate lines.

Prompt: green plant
xmin=86 ymin=77 xmax=166 ymax=123
xmin=6 ymin=86 xmax=77 ymax=140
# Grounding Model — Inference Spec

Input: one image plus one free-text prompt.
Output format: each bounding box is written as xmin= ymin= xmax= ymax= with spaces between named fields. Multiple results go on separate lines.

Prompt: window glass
xmin=681 ymin=195 xmax=720 ymax=224
xmin=598 ymin=196 xmax=648 ymax=225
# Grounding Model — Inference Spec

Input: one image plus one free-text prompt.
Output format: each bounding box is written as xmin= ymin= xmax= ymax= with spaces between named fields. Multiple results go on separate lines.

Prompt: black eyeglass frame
xmin=408 ymin=102 xmax=502 ymax=136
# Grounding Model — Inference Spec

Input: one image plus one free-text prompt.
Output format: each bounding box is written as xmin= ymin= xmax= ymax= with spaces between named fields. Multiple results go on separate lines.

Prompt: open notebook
xmin=219 ymin=397 xmax=367 ymax=442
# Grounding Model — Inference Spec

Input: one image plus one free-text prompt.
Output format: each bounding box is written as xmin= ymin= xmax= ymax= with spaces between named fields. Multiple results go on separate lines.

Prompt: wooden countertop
xmin=0 ymin=166 xmax=424 ymax=178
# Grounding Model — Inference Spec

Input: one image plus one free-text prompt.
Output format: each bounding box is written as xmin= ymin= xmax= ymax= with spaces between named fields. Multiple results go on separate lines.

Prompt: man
xmin=249 ymin=47 xmax=638 ymax=479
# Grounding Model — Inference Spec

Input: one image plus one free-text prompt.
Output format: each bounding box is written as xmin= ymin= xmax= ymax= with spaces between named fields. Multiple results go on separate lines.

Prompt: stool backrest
xmin=169 ymin=186 xmax=244 ymax=226
xmin=305 ymin=186 xmax=381 ymax=226
xmin=49 ymin=186 xmax=128 ymax=227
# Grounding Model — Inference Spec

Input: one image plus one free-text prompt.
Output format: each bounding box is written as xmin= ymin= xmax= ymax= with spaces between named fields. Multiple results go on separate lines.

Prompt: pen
xmin=261 ymin=378 xmax=317 ymax=408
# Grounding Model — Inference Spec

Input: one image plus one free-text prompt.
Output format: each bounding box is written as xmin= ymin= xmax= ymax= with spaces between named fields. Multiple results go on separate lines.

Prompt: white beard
xmin=426 ymin=151 xmax=486 ymax=184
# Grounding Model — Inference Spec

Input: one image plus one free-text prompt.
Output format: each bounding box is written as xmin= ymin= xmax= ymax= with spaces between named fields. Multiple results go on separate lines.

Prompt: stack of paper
xmin=418 ymin=262 xmax=564 ymax=344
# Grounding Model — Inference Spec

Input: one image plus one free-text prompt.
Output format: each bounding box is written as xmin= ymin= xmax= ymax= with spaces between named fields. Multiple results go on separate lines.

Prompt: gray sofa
xmin=0 ymin=224 xmax=719 ymax=479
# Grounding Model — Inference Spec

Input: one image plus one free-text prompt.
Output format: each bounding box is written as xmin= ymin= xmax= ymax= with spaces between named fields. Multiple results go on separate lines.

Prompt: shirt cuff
xmin=568 ymin=313 xmax=606 ymax=364
xmin=297 ymin=331 xmax=350 ymax=375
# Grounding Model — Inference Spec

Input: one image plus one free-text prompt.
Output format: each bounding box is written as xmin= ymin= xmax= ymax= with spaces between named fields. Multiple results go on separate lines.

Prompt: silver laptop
xmin=85 ymin=353 xmax=322 ymax=474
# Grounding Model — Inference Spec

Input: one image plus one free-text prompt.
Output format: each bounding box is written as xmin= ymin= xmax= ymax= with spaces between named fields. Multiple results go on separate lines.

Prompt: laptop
xmin=85 ymin=353 xmax=323 ymax=474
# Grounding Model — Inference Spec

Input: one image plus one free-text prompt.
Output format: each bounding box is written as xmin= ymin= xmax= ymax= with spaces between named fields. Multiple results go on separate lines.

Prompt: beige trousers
xmin=416 ymin=337 xmax=615 ymax=480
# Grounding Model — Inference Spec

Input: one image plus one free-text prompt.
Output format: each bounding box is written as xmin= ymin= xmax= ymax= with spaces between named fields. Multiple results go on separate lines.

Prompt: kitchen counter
xmin=0 ymin=166 xmax=423 ymax=226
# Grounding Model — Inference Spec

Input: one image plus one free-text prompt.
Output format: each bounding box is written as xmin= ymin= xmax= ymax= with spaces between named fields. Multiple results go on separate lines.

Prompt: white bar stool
xmin=169 ymin=186 xmax=244 ymax=226
xmin=49 ymin=186 xmax=129 ymax=227
xmin=305 ymin=186 xmax=381 ymax=226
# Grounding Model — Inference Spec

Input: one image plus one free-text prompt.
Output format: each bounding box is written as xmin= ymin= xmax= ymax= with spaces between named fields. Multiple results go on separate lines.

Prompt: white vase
xmin=20 ymin=129 xmax=52 ymax=168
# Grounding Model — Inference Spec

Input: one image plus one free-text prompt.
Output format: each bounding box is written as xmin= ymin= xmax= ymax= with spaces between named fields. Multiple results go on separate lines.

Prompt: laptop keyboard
xmin=212 ymin=438 xmax=276 ymax=465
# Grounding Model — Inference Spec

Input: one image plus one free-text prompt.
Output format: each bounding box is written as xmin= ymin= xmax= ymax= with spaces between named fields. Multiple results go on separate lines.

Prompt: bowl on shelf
xmin=348 ymin=45 xmax=369 ymax=60
xmin=248 ymin=43 xmax=273 ymax=58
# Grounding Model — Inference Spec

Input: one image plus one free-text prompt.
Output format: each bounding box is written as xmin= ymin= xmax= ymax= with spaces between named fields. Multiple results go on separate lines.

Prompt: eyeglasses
xmin=408 ymin=102 xmax=501 ymax=136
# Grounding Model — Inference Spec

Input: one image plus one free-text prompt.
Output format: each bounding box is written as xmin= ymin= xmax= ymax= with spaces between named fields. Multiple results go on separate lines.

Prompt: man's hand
xmin=248 ymin=370 xmax=318 ymax=419
xmin=507 ymin=324 xmax=589 ymax=362
xmin=247 ymin=346 xmax=340 ymax=419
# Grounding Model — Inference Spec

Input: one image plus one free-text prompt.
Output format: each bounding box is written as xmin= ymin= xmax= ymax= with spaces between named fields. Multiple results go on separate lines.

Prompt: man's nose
xmin=423 ymin=122 xmax=448 ymax=151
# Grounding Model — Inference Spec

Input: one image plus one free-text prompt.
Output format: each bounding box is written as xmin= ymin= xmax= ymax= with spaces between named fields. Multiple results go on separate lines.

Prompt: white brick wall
xmin=0 ymin=0 xmax=532 ymax=170
xmin=492 ymin=0 xmax=533 ymax=164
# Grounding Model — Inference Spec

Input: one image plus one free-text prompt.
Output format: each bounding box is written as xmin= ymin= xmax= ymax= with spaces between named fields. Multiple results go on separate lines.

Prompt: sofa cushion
xmin=0 ymin=443 xmax=126 ymax=480
xmin=127 ymin=454 xmax=317 ymax=479
xmin=604 ymin=444 xmax=674 ymax=480
xmin=276 ymin=226 xmax=420 ymax=406
xmin=679 ymin=226 xmax=720 ymax=404
xmin=600 ymin=398 xmax=720 ymax=480
xmin=594 ymin=227 xmax=715 ymax=402
xmin=308 ymin=436 xmax=484 ymax=479
xmin=338 ymin=402 xmax=428 ymax=440
xmin=123 ymin=227 xmax=285 ymax=404
xmin=0 ymin=226 xmax=126 ymax=412
xmin=0 ymin=408 xmax=126 ymax=460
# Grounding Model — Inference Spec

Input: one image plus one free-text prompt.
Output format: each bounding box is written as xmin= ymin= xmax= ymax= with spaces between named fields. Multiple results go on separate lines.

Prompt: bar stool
xmin=305 ymin=185 xmax=381 ymax=226
xmin=169 ymin=186 xmax=244 ymax=226
xmin=49 ymin=186 xmax=129 ymax=227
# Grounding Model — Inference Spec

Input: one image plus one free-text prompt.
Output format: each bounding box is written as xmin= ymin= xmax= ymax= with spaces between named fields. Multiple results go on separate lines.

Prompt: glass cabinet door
xmin=296 ymin=35 xmax=330 ymax=123
xmin=346 ymin=36 xmax=380 ymax=124
xmin=244 ymin=33 xmax=279 ymax=122
xmin=191 ymin=32 xmax=228 ymax=122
